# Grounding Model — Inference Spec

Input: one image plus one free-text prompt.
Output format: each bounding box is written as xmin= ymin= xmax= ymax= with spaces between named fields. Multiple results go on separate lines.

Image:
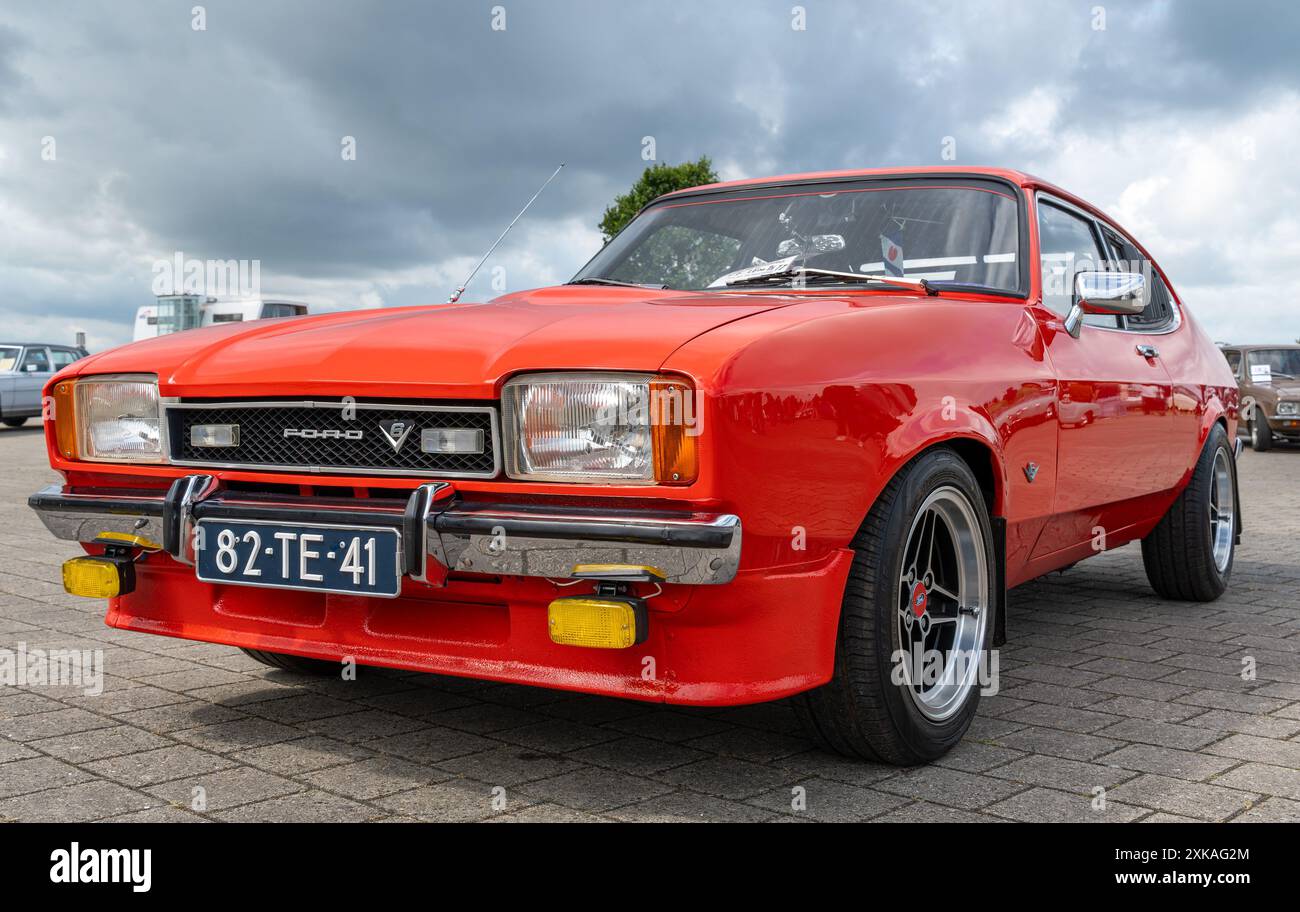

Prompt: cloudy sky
xmin=0 ymin=0 xmax=1296 ymax=349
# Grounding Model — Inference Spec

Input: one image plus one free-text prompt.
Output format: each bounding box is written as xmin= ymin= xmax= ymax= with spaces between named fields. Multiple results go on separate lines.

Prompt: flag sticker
xmin=881 ymin=236 xmax=904 ymax=276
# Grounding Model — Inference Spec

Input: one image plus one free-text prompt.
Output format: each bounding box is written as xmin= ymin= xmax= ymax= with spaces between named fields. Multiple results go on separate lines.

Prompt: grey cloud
xmin=0 ymin=0 xmax=1296 ymax=343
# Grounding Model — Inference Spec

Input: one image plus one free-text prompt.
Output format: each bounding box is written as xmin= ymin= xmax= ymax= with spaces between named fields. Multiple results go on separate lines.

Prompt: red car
xmin=32 ymin=167 xmax=1240 ymax=764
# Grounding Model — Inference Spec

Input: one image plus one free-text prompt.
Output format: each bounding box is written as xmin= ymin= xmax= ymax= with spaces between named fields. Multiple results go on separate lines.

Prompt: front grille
xmin=166 ymin=400 xmax=499 ymax=477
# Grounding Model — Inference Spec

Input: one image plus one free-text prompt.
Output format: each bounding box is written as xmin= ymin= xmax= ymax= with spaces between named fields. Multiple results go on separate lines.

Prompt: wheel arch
xmin=1200 ymin=396 xmax=1229 ymax=446
xmin=882 ymin=408 xmax=1008 ymax=521
xmin=1171 ymin=397 xmax=1230 ymax=495
xmin=867 ymin=426 xmax=1010 ymax=647
xmin=944 ymin=437 xmax=1002 ymax=519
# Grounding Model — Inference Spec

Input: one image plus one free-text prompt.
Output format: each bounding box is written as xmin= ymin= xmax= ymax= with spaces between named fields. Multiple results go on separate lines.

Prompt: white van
xmin=133 ymin=295 xmax=309 ymax=342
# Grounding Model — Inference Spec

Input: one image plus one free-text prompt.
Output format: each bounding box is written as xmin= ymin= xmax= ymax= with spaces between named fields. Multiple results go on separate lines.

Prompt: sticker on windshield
xmin=881 ymin=236 xmax=905 ymax=277
xmin=709 ymin=255 xmax=799 ymax=288
xmin=1250 ymin=363 xmax=1272 ymax=383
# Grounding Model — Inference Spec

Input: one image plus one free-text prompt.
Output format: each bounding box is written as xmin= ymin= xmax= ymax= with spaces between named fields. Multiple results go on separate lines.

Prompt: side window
xmin=260 ymin=303 xmax=305 ymax=318
xmin=1222 ymin=350 xmax=1242 ymax=377
xmin=1100 ymin=227 xmax=1175 ymax=331
xmin=49 ymin=349 xmax=79 ymax=371
xmin=19 ymin=347 xmax=50 ymax=373
xmin=1037 ymin=202 xmax=1108 ymax=320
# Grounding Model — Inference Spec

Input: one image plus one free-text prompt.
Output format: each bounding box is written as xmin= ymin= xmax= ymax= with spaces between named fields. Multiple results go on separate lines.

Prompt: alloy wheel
xmin=896 ymin=486 xmax=989 ymax=722
xmin=1209 ymin=447 xmax=1236 ymax=573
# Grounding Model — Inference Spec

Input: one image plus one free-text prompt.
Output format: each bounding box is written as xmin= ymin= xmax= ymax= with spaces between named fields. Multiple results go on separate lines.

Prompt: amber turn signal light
xmin=95 ymin=532 xmax=162 ymax=551
xmin=650 ymin=378 xmax=698 ymax=484
xmin=52 ymin=379 xmax=78 ymax=459
xmin=571 ymin=563 xmax=666 ymax=583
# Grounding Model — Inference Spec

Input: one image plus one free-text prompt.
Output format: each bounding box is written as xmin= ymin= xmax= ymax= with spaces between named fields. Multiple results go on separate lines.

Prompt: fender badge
xmin=378 ymin=419 xmax=413 ymax=452
xmin=1023 ymin=462 xmax=1040 ymax=483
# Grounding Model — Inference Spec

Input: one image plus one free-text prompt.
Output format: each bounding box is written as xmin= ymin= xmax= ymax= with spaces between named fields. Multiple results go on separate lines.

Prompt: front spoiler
xmin=28 ymin=476 xmax=742 ymax=586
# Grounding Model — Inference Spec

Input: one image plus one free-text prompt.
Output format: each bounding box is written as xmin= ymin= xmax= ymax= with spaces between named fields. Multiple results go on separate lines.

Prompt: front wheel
xmin=2 ymin=417 xmax=27 ymax=428
xmin=1141 ymin=424 xmax=1236 ymax=601
xmin=1250 ymin=417 xmax=1272 ymax=451
xmin=240 ymin=648 xmax=346 ymax=676
xmin=794 ymin=448 xmax=995 ymax=764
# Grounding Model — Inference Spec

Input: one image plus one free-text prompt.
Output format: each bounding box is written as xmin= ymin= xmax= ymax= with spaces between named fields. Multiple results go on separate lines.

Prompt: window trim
xmin=1035 ymin=192 xmax=1183 ymax=337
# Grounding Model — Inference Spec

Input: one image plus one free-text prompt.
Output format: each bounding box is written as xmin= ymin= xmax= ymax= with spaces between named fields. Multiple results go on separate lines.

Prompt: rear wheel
xmin=1141 ymin=424 xmax=1235 ymax=601
xmin=2 ymin=417 xmax=27 ymax=428
xmin=794 ymin=448 xmax=995 ymax=764
xmin=240 ymin=648 xmax=345 ymax=676
xmin=1250 ymin=416 xmax=1272 ymax=451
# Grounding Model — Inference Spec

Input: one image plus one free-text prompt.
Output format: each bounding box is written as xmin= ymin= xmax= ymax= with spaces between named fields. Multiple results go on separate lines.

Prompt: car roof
xmin=656 ymin=164 xmax=1134 ymax=238
xmin=657 ymin=165 xmax=1076 ymax=203
xmin=0 ymin=342 xmax=83 ymax=349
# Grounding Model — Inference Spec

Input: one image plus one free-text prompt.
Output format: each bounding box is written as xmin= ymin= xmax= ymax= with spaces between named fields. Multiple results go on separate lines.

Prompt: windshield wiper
xmin=724 ymin=266 xmax=939 ymax=296
xmin=567 ymin=277 xmax=668 ymax=289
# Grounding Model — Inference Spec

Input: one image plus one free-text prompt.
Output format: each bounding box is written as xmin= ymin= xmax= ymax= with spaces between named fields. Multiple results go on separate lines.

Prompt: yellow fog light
xmin=547 ymin=596 xmax=647 ymax=649
xmin=62 ymin=556 xmax=134 ymax=599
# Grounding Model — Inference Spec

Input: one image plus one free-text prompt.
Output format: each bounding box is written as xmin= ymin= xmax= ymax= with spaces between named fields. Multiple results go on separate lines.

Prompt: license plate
xmin=194 ymin=520 xmax=402 ymax=597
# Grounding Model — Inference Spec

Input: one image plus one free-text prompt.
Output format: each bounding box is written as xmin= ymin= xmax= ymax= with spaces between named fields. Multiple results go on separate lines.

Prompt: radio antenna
xmin=447 ymin=162 xmax=565 ymax=303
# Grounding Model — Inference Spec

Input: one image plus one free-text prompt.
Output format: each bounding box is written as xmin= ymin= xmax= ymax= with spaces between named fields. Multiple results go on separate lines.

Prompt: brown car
xmin=1220 ymin=343 xmax=1300 ymax=450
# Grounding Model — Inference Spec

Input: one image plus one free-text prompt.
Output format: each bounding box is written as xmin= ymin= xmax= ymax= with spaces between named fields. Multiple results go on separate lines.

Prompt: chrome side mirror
xmin=1064 ymin=271 xmax=1146 ymax=338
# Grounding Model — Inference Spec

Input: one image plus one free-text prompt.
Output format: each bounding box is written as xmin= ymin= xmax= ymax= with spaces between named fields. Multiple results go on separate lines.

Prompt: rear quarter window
xmin=1100 ymin=226 xmax=1177 ymax=331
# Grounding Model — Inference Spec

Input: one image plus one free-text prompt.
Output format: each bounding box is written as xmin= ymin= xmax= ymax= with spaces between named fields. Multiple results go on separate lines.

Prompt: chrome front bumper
xmin=28 ymin=476 xmax=742 ymax=586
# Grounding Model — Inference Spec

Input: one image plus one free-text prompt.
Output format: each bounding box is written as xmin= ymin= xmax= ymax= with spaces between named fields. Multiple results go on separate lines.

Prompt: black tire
xmin=1141 ymin=424 xmax=1235 ymax=601
xmin=2 ymin=417 xmax=27 ymax=428
xmin=1250 ymin=416 xmax=1272 ymax=451
xmin=793 ymin=448 xmax=995 ymax=765
xmin=240 ymin=648 xmax=344 ymax=676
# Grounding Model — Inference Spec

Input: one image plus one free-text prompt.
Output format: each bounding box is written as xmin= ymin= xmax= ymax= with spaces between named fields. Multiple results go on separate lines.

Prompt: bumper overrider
xmin=28 ymin=475 xmax=742 ymax=586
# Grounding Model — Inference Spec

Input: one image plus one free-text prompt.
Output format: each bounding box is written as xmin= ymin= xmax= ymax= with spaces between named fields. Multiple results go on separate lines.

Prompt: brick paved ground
xmin=1 ymin=424 xmax=1297 ymax=822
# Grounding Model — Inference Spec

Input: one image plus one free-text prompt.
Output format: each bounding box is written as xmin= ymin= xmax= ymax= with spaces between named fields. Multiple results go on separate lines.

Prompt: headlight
xmin=73 ymin=376 xmax=165 ymax=463
xmin=1276 ymin=401 xmax=1299 ymax=417
xmin=502 ymin=372 xmax=698 ymax=484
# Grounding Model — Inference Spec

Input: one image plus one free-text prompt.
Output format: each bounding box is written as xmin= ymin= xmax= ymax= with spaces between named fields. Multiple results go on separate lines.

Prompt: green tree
xmin=598 ymin=157 xmax=719 ymax=241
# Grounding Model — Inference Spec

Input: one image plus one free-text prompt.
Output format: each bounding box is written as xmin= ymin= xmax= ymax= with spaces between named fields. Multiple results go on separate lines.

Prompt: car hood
xmin=71 ymin=287 xmax=801 ymax=398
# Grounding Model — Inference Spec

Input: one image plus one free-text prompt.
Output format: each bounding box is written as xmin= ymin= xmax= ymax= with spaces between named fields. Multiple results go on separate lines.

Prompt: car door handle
xmin=1136 ymin=344 xmax=1160 ymax=359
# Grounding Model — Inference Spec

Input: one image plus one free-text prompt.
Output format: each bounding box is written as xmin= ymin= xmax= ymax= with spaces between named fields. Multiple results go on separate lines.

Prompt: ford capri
xmin=30 ymin=167 xmax=1240 ymax=764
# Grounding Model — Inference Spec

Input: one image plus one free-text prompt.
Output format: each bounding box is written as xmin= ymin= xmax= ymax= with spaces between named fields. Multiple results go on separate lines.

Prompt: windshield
xmin=0 ymin=347 xmax=18 ymax=372
xmin=574 ymin=179 xmax=1022 ymax=293
xmin=1248 ymin=349 xmax=1300 ymax=379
